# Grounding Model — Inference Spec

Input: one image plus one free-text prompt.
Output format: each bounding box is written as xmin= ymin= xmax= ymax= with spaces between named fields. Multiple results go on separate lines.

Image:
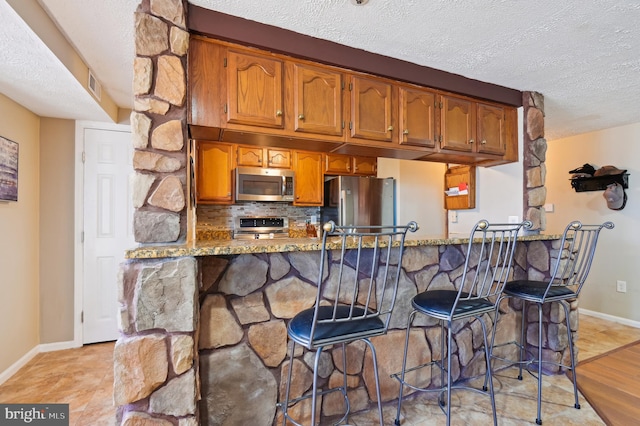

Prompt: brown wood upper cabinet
xmin=439 ymin=94 xmax=506 ymax=156
xmin=293 ymin=150 xmax=324 ymax=206
xmin=189 ymin=37 xmax=517 ymax=166
xmin=325 ymin=153 xmax=377 ymax=176
xmin=347 ymin=75 xmax=396 ymax=143
xmin=399 ymin=85 xmax=437 ymax=148
xmin=225 ymin=49 xmax=284 ymax=128
xmin=194 ymin=141 xmax=234 ymax=204
xmin=237 ymin=146 xmax=291 ymax=168
xmin=290 ymin=63 xmax=344 ymax=137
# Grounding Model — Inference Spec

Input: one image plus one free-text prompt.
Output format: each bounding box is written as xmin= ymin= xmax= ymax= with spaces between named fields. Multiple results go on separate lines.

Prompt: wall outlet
xmin=448 ymin=210 xmax=458 ymax=223
xmin=616 ymin=280 xmax=627 ymax=293
xmin=508 ymin=215 xmax=519 ymax=224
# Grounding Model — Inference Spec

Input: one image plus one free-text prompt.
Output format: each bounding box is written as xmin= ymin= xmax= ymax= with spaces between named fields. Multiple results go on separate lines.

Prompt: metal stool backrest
xmin=543 ymin=220 xmax=614 ymax=300
xmin=455 ymin=220 xmax=532 ymax=310
xmin=308 ymin=221 xmax=418 ymax=348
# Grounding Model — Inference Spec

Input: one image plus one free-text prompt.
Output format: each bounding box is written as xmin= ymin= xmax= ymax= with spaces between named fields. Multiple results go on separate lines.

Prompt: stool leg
xmin=536 ymin=303 xmax=543 ymax=425
xmin=480 ymin=316 xmax=498 ymax=426
xmin=282 ymin=341 xmax=296 ymax=426
xmin=445 ymin=320 xmax=453 ymax=426
xmin=363 ymin=338 xmax=384 ymax=426
xmin=518 ymin=301 xmax=526 ymax=380
xmin=395 ymin=311 xmax=416 ymax=425
xmin=311 ymin=348 xmax=322 ymax=426
xmin=484 ymin=296 xmax=505 ymax=391
xmin=561 ymin=301 xmax=581 ymax=410
xmin=439 ymin=320 xmax=446 ymax=408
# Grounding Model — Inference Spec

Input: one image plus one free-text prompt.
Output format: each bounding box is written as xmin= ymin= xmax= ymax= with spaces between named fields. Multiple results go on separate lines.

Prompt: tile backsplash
xmin=197 ymin=203 xmax=320 ymax=231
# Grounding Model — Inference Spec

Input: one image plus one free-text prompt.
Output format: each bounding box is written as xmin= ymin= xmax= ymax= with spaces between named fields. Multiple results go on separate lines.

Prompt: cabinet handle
xmin=258 ymin=159 xmax=262 ymax=163
xmin=387 ymin=126 xmax=394 ymax=132
xmin=481 ymin=139 xmax=487 ymax=145
xmin=403 ymin=129 xmax=409 ymax=135
xmin=469 ymin=139 xmax=475 ymax=144
xmin=298 ymin=114 xmax=305 ymax=120
xmin=276 ymin=110 xmax=283 ymax=117
xmin=227 ymin=192 xmax=231 ymax=196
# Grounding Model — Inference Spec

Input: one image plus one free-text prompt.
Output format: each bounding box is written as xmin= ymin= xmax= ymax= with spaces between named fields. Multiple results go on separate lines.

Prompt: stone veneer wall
xmin=523 ymin=91 xmax=547 ymax=232
xmin=114 ymin=239 xmax=578 ymax=425
xmin=130 ymin=0 xmax=189 ymax=244
xmin=194 ymin=239 xmax=573 ymax=425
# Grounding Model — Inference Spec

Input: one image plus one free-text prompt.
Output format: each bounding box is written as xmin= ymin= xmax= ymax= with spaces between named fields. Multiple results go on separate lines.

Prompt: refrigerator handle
xmin=340 ymin=189 xmax=347 ymax=229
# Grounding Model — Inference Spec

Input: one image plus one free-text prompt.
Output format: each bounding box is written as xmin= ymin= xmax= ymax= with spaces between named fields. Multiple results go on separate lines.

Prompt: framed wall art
xmin=0 ymin=136 xmax=18 ymax=202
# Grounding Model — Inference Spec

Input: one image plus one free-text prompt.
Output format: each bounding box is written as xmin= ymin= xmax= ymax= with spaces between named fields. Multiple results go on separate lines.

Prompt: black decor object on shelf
xmin=570 ymin=173 xmax=629 ymax=192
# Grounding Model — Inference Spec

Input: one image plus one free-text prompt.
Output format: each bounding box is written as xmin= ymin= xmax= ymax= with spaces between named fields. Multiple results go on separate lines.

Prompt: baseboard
xmin=0 ymin=346 xmax=39 ymax=386
xmin=0 ymin=340 xmax=79 ymax=386
xmin=579 ymin=308 xmax=640 ymax=329
xmin=38 ymin=340 xmax=79 ymax=353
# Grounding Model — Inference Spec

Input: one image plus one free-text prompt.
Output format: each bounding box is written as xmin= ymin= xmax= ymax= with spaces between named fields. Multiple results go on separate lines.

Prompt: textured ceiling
xmin=2 ymin=0 xmax=640 ymax=141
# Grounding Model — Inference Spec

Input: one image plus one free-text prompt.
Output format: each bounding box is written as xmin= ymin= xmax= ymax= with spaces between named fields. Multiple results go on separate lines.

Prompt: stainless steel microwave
xmin=235 ymin=167 xmax=295 ymax=202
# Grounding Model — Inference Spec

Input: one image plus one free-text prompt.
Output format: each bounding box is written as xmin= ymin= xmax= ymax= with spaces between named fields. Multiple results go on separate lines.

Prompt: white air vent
xmin=88 ymin=70 xmax=102 ymax=101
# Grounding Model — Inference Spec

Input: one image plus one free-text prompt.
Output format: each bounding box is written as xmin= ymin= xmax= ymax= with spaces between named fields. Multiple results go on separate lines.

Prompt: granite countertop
xmin=125 ymin=233 xmax=562 ymax=259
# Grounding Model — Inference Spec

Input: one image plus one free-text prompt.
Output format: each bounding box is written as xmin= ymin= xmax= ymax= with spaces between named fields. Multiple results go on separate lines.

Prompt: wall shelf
xmin=444 ymin=165 xmax=476 ymax=209
xmin=570 ymin=173 xmax=629 ymax=192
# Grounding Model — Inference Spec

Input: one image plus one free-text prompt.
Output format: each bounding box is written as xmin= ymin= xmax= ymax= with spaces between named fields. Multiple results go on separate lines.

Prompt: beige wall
xmin=0 ymin=93 xmax=41 ymax=373
xmin=546 ymin=122 xmax=640 ymax=322
xmin=377 ymin=158 xmax=447 ymax=237
xmin=39 ymin=118 xmax=75 ymax=343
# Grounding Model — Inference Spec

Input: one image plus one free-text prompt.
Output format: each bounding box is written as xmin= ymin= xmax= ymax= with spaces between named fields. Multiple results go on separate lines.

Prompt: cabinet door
xmin=237 ymin=146 xmax=263 ymax=167
xmin=266 ymin=148 xmax=291 ymax=168
xmin=400 ymin=87 xmax=437 ymax=147
xmin=352 ymin=156 xmax=377 ymax=176
xmin=440 ymin=95 xmax=475 ymax=153
xmin=349 ymin=75 xmax=394 ymax=142
xmin=292 ymin=63 xmax=343 ymax=136
xmin=476 ymin=102 xmax=506 ymax=156
xmin=226 ymin=49 xmax=284 ymax=128
xmin=325 ymin=153 xmax=352 ymax=174
xmin=189 ymin=37 xmax=225 ymax=128
xmin=196 ymin=142 xmax=234 ymax=204
xmin=293 ymin=150 xmax=323 ymax=206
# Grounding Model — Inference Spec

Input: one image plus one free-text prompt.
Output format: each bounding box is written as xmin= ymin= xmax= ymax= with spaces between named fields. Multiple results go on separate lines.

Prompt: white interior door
xmin=82 ymin=126 xmax=133 ymax=344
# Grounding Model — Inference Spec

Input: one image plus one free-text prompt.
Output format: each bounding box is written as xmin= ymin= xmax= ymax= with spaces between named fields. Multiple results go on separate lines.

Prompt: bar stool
xmin=277 ymin=220 xmax=418 ymax=426
xmin=490 ymin=220 xmax=614 ymax=425
xmin=393 ymin=220 xmax=531 ymax=426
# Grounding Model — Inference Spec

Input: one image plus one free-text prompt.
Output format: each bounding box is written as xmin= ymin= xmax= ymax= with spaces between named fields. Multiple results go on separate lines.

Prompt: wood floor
xmin=0 ymin=313 xmax=639 ymax=425
xmin=575 ymin=340 xmax=640 ymax=426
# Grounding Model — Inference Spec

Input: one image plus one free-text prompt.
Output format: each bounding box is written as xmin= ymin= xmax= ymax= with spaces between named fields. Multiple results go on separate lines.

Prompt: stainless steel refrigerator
xmin=321 ymin=176 xmax=395 ymax=228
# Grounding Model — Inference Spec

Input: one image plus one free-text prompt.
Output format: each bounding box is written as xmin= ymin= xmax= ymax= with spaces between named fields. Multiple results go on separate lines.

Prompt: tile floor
xmin=0 ymin=314 xmax=639 ymax=426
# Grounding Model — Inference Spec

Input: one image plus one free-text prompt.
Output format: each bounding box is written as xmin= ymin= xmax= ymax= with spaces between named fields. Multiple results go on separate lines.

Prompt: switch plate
xmin=617 ymin=280 xmax=627 ymax=293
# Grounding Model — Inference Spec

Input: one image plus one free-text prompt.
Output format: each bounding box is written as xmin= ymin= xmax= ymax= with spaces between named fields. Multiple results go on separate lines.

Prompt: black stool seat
xmin=504 ymin=280 xmax=577 ymax=302
xmin=413 ymin=290 xmax=494 ymax=320
xmin=288 ymin=305 xmax=385 ymax=348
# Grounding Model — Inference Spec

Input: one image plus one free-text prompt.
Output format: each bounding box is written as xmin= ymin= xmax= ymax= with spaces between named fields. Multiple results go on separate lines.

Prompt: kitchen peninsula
xmin=116 ymin=1 xmax=553 ymax=425
xmin=118 ymin=232 xmax=570 ymax=425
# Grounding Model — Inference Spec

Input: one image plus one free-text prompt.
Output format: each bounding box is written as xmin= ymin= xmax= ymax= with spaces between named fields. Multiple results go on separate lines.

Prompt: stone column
xmin=131 ymin=0 xmax=189 ymax=243
xmin=114 ymin=257 xmax=199 ymax=425
xmin=523 ymin=91 xmax=547 ymax=232
xmin=114 ymin=1 xmax=199 ymax=424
